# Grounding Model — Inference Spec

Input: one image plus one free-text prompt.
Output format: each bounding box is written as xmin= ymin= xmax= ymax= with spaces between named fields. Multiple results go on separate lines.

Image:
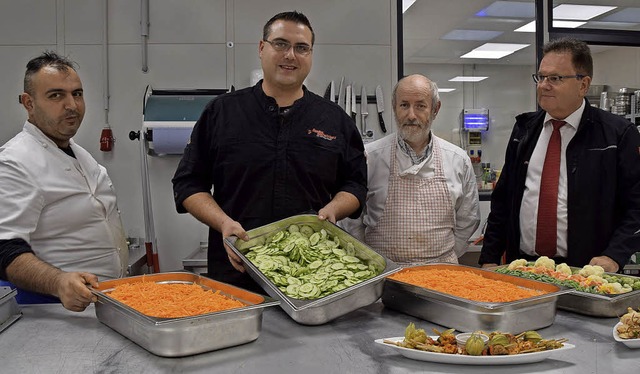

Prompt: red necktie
xmin=535 ymin=120 xmax=565 ymax=257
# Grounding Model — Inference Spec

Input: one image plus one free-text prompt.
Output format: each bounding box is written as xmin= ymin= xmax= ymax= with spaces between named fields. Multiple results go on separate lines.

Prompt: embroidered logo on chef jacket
xmin=308 ymin=128 xmax=336 ymax=141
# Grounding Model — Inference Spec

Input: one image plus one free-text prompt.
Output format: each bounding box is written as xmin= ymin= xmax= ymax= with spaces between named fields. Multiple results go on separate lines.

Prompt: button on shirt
xmin=340 ymin=133 xmax=480 ymax=257
xmin=520 ymin=99 xmax=586 ymax=257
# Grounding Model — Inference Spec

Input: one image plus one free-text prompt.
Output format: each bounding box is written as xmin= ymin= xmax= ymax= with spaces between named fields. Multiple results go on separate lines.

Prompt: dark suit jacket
xmin=480 ymin=99 xmax=640 ymax=270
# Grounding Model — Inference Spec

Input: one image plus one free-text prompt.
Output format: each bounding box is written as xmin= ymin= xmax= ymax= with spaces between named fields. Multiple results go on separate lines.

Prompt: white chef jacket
xmin=340 ymin=133 xmax=480 ymax=257
xmin=0 ymin=121 xmax=128 ymax=280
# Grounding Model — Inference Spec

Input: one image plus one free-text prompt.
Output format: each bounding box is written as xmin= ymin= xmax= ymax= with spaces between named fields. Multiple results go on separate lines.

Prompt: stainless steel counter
xmin=0 ymin=301 xmax=636 ymax=373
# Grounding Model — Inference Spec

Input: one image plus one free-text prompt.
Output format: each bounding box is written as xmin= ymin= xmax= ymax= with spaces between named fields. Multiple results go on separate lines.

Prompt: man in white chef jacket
xmin=340 ymin=74 xmax=480 ymax=265
xmin=0 ymin=51 xmax=128 ymax=312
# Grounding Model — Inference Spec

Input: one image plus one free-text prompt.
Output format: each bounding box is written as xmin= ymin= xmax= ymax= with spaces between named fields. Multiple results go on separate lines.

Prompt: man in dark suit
xmin=479 ymin=38 xmax=640 ymax=273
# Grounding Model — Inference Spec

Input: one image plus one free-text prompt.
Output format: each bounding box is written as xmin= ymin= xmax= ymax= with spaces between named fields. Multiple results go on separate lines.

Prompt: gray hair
xmin=392 ymin=75 xmax=440 ymax=109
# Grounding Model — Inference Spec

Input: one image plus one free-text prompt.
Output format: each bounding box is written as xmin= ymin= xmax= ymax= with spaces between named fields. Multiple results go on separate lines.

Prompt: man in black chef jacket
xmin=172 ymin=11 xmax=367 ymax=291
xmin=479 ymin=38 xmax=640 ymax=273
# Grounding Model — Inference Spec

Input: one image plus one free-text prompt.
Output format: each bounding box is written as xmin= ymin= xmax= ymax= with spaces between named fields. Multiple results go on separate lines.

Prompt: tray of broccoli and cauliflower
xmin=491 ymin=256 xmax=640 ymax=317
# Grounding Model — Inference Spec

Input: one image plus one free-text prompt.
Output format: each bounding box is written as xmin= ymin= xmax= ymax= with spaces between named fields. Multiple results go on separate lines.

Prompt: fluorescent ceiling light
xmin=438 ymin=88 xmax=456 ymax=93
xmin=599 ymin=7 xmax=640 ymax=23
xmin=476 ymin=1 xmax=535 ymax=18
xmin=402 ymin=0 xmax=416 ymax=13
xmin=441 ymin=30 xmax=503 ymax=41
xmin=553 ymin=4 xmax=616 ymax=21
xmin=515 ymin=20 xmax=586 ymax=32
xmin=460 ymin=43 xmax=529 ymax=59
xmin=449 ymin=76 xmax=488 ymax=82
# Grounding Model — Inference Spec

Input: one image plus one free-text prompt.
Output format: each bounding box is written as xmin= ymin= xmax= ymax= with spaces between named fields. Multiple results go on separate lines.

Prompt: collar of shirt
xmin=396 ymin=132 xmax=433 ymax=176
xmin=543 ymin=98 xmax=586 ymax=131
xmin=397 ymin=132 xmax=433 ymax=165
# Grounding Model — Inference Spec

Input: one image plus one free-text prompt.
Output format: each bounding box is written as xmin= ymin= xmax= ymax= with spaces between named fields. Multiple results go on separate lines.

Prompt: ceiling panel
xmin=403 ymin=0 xmax=639 ymax=65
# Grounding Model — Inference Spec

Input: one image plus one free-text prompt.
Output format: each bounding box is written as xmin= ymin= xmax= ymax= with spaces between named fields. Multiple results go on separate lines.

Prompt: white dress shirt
xmin=0 ymin=121 xmax=128 ymax=279
xmin=340 ymin=133 xmax=480 ymax=257
xmin=519 ymin=99 xmax=586 ymax=257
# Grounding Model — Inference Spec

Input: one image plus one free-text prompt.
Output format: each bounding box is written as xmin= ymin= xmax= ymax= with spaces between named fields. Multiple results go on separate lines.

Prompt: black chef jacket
xmin=172 ymin=81 xmax=367 ymax=290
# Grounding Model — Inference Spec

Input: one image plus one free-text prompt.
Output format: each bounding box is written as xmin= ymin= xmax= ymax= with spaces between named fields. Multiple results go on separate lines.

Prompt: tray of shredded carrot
xmin=388 ymin=268 xmax=547 ymax=303
xmin=91 ymin=272 xmax=280 ymax=357
xmin=382 ymin=264 xmax=569 ymax=333
xmin=107 ymin=281 xmax=246 ymax=318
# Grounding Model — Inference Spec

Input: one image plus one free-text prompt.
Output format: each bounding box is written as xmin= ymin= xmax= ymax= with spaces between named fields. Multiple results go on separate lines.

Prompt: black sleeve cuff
xmin=0 ymin=238 xmax=34 ymax=281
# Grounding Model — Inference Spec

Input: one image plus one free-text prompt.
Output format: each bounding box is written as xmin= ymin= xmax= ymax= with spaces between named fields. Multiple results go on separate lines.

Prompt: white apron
xmin=365 ymin=135 xmax=457 ymax=265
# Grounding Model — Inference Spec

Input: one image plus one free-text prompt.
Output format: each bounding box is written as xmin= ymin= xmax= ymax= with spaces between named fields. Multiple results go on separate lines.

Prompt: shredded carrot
xmin=108 ymin=281 xmax=246 ymax=318
xmin=388 ymin=268 xmax=546 ymax=302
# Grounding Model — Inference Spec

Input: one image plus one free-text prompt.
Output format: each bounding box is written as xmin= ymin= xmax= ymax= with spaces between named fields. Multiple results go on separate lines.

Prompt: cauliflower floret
xmin=555 ymin=263 xmax=572 ymax=276
xmin=578 ymin=265 xmax=605 ymax=277
xmin=507 ymin=259 xmax=528 ymax=270
xmin=585 ymin=274 xmax=605 ymax=286
xmin=534 ymin=256 xmax=555 ymax=270
xmin=599 ymin=282 xmax=624 ymax=294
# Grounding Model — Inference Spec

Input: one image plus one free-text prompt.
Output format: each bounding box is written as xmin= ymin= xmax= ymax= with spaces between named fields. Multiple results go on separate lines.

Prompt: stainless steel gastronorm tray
xmin=0 ymin=287 xmax=21 ymax=334
xmin=91 ymin=272 xmax=279 ymax=357
xmin=225 ymin=214 xmax=402 ymax=325
xmin=381 ymin=263 xmax=571 ymax=333
xmin=492 ymin=265 xmax=640 ymax=317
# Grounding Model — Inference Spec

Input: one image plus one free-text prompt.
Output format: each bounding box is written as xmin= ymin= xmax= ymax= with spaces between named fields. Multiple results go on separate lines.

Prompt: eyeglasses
xmin=263 ymin=39 xmax=313 ymax=56
xmin=532 ymin=74 xmax=585 ymax=85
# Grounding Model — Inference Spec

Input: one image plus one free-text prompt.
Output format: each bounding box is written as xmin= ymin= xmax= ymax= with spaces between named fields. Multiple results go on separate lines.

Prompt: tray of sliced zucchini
xmin=225 ymin=214 xmax=401 ymax=325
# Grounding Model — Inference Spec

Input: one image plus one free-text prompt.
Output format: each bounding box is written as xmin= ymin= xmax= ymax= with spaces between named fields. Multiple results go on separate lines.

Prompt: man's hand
xmin=318 ymin=206 xmax=338 ymax=224
xmin=589 ymin=256 xmax=619 ymax=273
xmin=52 ymin=272 xmax=99 ymax=312
xmin=221 ymin=218 xmax=249 ymax=272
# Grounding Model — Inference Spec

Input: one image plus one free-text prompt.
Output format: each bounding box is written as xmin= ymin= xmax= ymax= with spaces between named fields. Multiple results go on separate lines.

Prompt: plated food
xmin=613 ymin=307 xmax=640 ymax=348
xmin=376 ymin=322 xmax=573 ymax=365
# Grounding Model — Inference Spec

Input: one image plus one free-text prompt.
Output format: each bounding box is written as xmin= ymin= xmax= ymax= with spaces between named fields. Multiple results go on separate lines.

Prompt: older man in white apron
xmin=341 ymin=74 xmax=480 ymax=266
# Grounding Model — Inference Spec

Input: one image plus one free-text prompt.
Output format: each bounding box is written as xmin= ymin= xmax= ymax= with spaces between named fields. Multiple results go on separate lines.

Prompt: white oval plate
xmin=613 ymin=322 xmax=640 ymax=348
xmin=375 ymin=337 xmax=575 ymax=365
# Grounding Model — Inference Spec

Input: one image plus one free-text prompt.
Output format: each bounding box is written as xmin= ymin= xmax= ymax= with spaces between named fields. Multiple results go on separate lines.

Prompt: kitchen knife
xmin=350 ymin=84 xmax=357 ymax=122
xmin=337 ymin=76 xmax=345 ymax=110
xmin=361 ymin=86 xmax=373 ymax=138
xmin=323 ymin=81 xmax=334 ymax=101
xmin=375 ymin=85 xmax=387 ymax=133
xmin=345 ymin=84 xmax=352 ymax=115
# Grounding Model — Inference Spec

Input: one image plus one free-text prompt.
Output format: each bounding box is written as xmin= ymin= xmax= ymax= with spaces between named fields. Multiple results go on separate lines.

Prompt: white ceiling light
xmin=460 ymin=43 xmax=529 ymax=59
xmin=553 ymin=4 xmax=616 ymax=21
xmin=438 ymin=88 xmax=456 ymax=93
xmin=449 ymin=76 xmax=488 ymax=82
xmin=402 ymin=0 xmax=417 ymax=13
xmin=514 ymin=20 xmax=587 ymax=32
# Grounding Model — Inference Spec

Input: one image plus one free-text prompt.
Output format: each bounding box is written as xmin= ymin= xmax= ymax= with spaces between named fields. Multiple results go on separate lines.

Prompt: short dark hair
xmin=543 ymin=37 xmax=593 ymax=78
xmin=24 ymin=51 xmax=77 ymax=95
xmin=263 ymin=11 xmax=315 ymax=45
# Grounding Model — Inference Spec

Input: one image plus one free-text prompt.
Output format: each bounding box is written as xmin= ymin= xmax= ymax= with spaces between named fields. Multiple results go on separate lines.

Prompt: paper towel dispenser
xmin=140 ymin=86 xmax=227 ymax=156
xmin=127 ymin=86 xmax=229 ymax=273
